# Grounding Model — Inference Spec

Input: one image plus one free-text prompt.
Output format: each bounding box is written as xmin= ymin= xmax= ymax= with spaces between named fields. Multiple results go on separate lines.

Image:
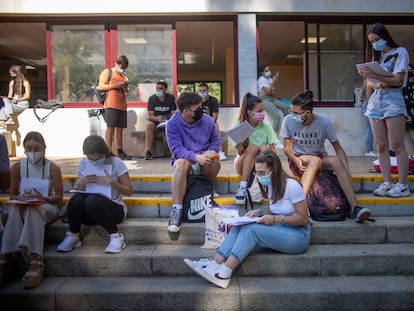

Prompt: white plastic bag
xmin=201 ymin=205 xmax=239 ymax=249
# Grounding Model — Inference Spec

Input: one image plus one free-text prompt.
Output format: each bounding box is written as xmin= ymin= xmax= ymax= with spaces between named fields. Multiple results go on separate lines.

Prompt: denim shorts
xmin=365 ymin=88 xmax=407 ymax=120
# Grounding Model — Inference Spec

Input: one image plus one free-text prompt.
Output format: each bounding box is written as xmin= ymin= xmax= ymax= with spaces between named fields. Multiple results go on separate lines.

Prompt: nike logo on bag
xmin=188 ymin=194 xmax=211 ymax=220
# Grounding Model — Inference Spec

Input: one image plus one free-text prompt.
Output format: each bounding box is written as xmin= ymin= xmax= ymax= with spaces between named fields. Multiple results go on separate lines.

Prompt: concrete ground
xmin=10 ymin=154 xmax=380 ymax=176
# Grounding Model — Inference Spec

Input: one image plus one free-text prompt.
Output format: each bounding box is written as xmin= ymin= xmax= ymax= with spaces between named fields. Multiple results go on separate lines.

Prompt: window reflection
xmin=52 ymin=25 xmax=105 ymax=102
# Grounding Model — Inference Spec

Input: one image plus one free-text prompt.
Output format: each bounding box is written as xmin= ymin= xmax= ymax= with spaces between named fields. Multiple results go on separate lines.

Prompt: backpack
xmin=33 ymin=99 xmax=64 ymax=123
xmin=307 ymin=170 xmax=350 ymax=221
xmin=95 ymin=68 xmax=112 ymax=105
xmin=182 ymin=175 xmax=216 ymax=223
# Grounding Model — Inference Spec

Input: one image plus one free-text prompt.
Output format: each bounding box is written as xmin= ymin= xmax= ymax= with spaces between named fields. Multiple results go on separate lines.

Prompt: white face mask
xmin=26 ymin=151 xmax=43 ymax=165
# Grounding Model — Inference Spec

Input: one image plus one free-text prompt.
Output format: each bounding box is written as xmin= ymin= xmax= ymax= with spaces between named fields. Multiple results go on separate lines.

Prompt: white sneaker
xmin=218 ymin=151 xmax=227 ymax=161
xmin=195 ymin=263 xmax=231 ymax=289
xmin=365 ymin=151 xmax=377 ymax=157
xmin=184 ymin=258 xmax=219 ymax=274
xmin=235 ymin=187 xmax=247 ymax=204
xmin=105 ymin=233 xmax=126 ymax=253
xmin=57 ymin=232 xmax=82 ymax=252
xmin=386 ymin=183 xmax=410 ymax=198
xmin=373 ymin=182 xmax=393 ymax=197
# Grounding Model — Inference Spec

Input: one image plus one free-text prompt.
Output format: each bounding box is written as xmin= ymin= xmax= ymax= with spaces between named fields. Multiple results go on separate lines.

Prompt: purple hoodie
xmin=166 ymin=110 xmax=221 ymax=165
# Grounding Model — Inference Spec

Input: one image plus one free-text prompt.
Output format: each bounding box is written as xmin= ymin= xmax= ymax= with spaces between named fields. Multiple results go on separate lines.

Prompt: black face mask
xmin=192 ymin=107 xmax=204 ymax=121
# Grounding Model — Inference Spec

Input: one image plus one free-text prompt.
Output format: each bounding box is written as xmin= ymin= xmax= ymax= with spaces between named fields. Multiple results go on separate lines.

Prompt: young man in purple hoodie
xmin=166 ymin=92 xmax=221 ymax=238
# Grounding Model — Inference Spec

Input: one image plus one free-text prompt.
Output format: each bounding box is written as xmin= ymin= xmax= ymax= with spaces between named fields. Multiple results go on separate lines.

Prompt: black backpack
xmin=95 ymin=68 xmax=112 ymax=105
xmin=182 ymin=175 xmax=217 ymax=223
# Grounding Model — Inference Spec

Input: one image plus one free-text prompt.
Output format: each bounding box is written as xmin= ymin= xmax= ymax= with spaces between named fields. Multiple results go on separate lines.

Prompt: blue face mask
xmin=257 ymin=174 xmax=272 ymax=186
xmin=156 ymin=91 xmax=164 ymax=97
xmin=199 ymin=92 xmax=208 ymax=99
xmin=116 ymin=68 xmax=124 ymax=74
xmin=290 ymin=114 xmax=303 ymax=124
xmin=88 ymin=157 xmax=105 ymax=166
xmin=372 ymin=39 xmax=387 ymax=52
xmin=264 ymin=71 xmax=272 ymax=78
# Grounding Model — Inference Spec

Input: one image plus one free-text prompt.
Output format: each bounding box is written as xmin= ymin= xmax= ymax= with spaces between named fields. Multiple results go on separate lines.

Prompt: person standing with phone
xmin=98 ymin=55 xmax=132 ymax=160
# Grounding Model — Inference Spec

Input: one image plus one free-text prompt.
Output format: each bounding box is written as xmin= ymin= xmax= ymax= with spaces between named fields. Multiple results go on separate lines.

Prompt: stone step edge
xmin=1 ymin=276 xmax=413 ymax=311
xmin=60 ymin=174 xmax=414 ymax=183
xmin=2 ymin=193 xmax=413 ymax=206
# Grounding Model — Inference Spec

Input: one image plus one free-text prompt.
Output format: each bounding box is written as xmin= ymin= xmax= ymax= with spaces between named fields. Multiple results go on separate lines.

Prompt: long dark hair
xmin=367 ymin=23 xmax=399 ymax=63
xmin=82 ymin=135 xmax=112 ymax=158
xmin=255 ymin=150 xmax=288 ymax=203
xmin=9 ymin=65 xmax=28 ymax=97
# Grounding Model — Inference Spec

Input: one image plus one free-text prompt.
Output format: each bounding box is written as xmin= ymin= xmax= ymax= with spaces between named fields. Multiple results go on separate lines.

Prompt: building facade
xmin=0 ymin=0 xmax=413 ymax=156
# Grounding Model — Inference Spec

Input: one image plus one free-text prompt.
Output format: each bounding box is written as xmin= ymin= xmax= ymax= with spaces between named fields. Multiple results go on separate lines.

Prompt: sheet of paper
xmin=226 ymin=121 xmax=255 ymax=145
xmin=222 ymin=216 xmax=260 ymax=226
xmin=72 ymin=163 xmax=113 ymax=199
xmin=7 ymin=199 xmax=45 ymax=206
xmin=19 ymin=178 xmax=49 ymax=197
xmin=156 ymin=120 xmax=168 ymax=128
xmin=356 ymin=61 xmax=393 ymax=83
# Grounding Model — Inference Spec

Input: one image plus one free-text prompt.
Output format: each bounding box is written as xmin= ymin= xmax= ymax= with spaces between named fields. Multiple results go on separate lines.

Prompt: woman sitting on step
xmin=184 ymin=150 xmax=311 ymax=288
xmin=57 ymin=135 xmax=132 ymax=254
xmin=0 ymin=131 xmax=63 ymax=289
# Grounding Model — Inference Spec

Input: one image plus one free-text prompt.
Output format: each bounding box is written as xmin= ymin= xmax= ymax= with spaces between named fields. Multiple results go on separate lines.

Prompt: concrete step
xmin=1 ymin=275 xmax=413 ymax=311
xmin=41 ymin=243 xmax=414 ymax=277
xmin=45 ymin=217 xmax=414 ymax=245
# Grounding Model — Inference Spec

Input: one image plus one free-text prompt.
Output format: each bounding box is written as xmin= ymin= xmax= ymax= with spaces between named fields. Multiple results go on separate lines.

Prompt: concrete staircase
xmin=1 ymin=174 xmax=414 ymax=310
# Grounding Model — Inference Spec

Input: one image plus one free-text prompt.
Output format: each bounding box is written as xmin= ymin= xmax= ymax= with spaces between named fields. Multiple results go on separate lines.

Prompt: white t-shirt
xmin=279 ymin=114 xmax=337 ymax=156
xmin=257 ymin=76 xmax=272 ymax=94
xmin=268 ymin=178 xmax=306 ymax=216
xmin=77 ymin=156 xmax=129 ymax=217
xmin=379 ymin=46 xmax=410 ymax=87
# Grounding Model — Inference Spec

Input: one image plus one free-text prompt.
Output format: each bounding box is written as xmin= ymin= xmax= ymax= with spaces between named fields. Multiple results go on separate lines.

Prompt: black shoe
xmin=118 ymin=150 xmax=132 ymax=160
xmin=352 ymin=206 xmax=371 ymax=223
xmin=144 ymin=150 xmax=152 ymax=160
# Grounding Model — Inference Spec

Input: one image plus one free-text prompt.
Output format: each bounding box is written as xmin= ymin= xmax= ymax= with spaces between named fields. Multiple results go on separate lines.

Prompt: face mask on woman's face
xmin=264 ymin=71 xmax=272 ymax=78
xmin=257 ymin=174 xmax=272 ymax=186
xmin=88 ymin=157 xmax=105 ymax=166
xmin=372 ymin=39 xmax=387 ymax=51
xmin=254 ymin=112 xmax=265 ymax=122
xmin=192 ymin=107 xmax=204 ymax=121
xmin=26 ymin=151 xmax=43 ymax=165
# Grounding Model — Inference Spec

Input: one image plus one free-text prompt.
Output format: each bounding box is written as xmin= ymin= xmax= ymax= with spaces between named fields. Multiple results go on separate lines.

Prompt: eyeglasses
xmin=254 ymin=170 xmax=272 ymax=177
xmin=288 ymin=109 xmax=306 ymax=116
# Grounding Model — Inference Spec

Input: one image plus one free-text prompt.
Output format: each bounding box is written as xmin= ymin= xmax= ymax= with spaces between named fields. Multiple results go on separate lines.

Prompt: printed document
xmin=70 ymin=163 xmax=112 ymax=199
xmin=222 ymin=216 xmax=260 ymax=226
xmin=356 ymin=61 xmax=393 ymax=83
xmin=226 ymin=121 xmax=255 ymax=145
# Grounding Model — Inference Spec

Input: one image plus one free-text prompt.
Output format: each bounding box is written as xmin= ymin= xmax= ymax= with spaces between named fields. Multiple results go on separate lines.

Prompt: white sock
xmin=173 ymin=204 xmax=183 ymax=210
xmin=239 ymin=181 xmax=248 ymax=189
xmin=218 ymin=264 xmax=233 ymax=279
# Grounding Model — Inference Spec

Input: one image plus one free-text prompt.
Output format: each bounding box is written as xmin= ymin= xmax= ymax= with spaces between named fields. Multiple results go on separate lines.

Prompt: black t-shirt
xmin=201 ymin=96 xmax=219 ymax=117
xmin=147 ymin=93 xmax=176 ymax=119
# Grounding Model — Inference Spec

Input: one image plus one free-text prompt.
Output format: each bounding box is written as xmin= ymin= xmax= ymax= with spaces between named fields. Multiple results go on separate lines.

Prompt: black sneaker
xmin=118 ymin=150 xmax=132 ymax=160
xmin=352 ymin=206 xmax=371 ymax=223
xmin=144 ymin=150 xmax=152 ymax=160
xmin=168 ymin=207 xmax=182 ymax=240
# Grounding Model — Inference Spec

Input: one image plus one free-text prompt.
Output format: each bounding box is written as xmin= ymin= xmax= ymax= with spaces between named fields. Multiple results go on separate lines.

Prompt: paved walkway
xmin=10 ymin=154 xmax=379 ymax=176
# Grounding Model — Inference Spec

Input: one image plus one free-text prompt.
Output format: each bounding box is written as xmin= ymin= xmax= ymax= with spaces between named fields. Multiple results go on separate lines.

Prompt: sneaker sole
xmin=105 ymin=242 xmax=126 ymax=254
xmin=195 ymin=266 xmax=230 ymax=289
xmin=168 ymin=230 xmax=180 ymax=241
xmin=387 ymin=190 xmax=410 ymax=198
xmin=57 ymin=241 xmax=82 ymax=252
xmin=354 ymin=210 xmax=371 ymax=223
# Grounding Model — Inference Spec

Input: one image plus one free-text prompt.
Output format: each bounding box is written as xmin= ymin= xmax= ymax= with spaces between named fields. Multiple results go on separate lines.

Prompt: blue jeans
xmin=216 ymin=222 xmax=311 ymax=264
xmin=361 ymin=100 xmax=374 ymax=153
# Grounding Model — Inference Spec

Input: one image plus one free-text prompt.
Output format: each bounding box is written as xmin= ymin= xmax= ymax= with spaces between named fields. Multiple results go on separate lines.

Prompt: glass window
xmin=177 ymin=81 xmax=222 ymax=103
xmin=176 ymin=21 xmax=235 ymax=105
xmin=52 ymin=25 xmax=105 ymax=102
xmin=118 ymin=24 xmax=173 ymax=102
xmin=307 ymin=24 xmax=364 ymax=103
xmin=258 ymin=21 xmax=305 ymax=100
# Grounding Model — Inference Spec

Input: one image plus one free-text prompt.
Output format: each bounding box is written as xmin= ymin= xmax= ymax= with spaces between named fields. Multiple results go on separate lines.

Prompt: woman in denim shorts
xmin=358 ymin=23 xmax=410 ymax=198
